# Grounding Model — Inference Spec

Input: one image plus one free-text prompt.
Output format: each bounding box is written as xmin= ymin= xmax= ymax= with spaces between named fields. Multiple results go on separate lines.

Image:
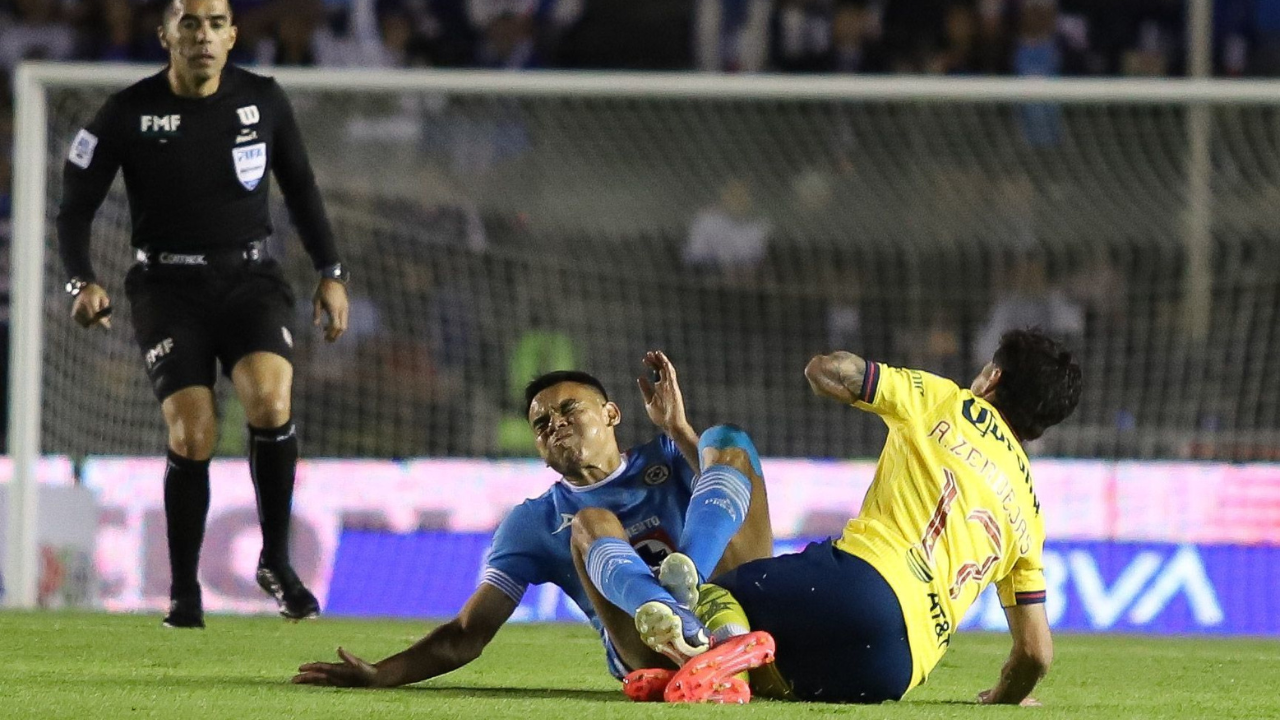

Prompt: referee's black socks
xmin=248 ymin=420 xmax=299 ymax=569
xmin=163 ymin=450 xmax=211 ymax=599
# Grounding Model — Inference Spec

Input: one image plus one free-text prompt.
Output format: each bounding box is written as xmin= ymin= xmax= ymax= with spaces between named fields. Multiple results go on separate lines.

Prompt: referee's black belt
xmin=136 ymin=240 xmax=265 ymax=268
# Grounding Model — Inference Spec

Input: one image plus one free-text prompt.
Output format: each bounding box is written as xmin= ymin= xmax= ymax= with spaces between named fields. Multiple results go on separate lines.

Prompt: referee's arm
xmin=267 ymin=81 xmax=348 ymax=340
xmin=57 ymin=98 xmax=124 ymax=327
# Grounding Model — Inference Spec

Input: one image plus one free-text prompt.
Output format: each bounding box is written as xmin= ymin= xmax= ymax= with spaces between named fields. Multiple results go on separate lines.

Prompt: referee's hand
xmin=313 ymin=278 xmax=349 ymax=342
xmin=70 ymin=283 xmax=112 ymax=329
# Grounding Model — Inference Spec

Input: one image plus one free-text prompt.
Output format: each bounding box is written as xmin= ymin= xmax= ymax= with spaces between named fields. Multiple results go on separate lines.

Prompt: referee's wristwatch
xmin=65 ymin=277 xmax=92 ymax=297
xmin=319 ymin=262 xmax=350 ymax=285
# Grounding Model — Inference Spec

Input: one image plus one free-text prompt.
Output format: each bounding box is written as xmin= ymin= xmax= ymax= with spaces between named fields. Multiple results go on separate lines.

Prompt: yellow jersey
xmin=834 ymin=362 xmax=1047 ymax=691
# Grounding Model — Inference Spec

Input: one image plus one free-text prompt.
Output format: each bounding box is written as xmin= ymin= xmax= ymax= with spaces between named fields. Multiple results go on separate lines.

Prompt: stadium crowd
xmin=2 ymin=0 xmax=1279 ymax=76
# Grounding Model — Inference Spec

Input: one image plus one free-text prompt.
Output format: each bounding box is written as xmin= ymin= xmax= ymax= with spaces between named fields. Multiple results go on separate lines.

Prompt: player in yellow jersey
xmin=673 ymin=328 xmax=1081 ymax=704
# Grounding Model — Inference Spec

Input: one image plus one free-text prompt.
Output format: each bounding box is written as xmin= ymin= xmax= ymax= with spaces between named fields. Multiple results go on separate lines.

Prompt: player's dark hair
xmin=990 ymin=328 xmax=1082 ymax=441
xmin=524 ymin=371 xmax=610 ymax=413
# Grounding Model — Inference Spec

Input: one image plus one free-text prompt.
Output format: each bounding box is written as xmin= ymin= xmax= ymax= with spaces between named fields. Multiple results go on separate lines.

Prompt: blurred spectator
xmin=392 ymin=0 xmax=478 ymax=66
xmin=72 ymin=0 xmax=135 ymax=61
xmin=0 ymin=0 xmax=77 ymax=70
xmin=128 ymin=1 xmax=171 ymax=63
xmin=830 ymin=0 xmax=882 ymax=72
xmin=468 ymin=0 xmax=539 ymax=68
xmin=1216 ymin=0 xmax=1250 ymax=76
xmin=1253 ymin=0 xmax=1280 ymax=74
xmin=973 ymin=254 xmax=1084 ymax=369
xmin=1121 ymin=19 xmax=1171 ymax=76
xmin=928 ymin=2 xmax=978 ymax=74
xmin=770 ymin=0 xmax=832 ymax=72
xmin=684 ymin=178 xmax=771 ymax=278
xmin=1012 ymin=0 xmax=1061 ymax=77
xmin=251 ymin=0 xmax=327 ymax=65
xmin=375 ymin=0 xmax=435 ymax=65
xmin=973 ymin=0 xmax=1011 ymax=73
xmin=696 ymin=0 xmax=770 ymax=72
xmin=1012 ymin=0 xmax=1067 ymax=146
xmin=880 ymin=0 xmax=947 ymax=72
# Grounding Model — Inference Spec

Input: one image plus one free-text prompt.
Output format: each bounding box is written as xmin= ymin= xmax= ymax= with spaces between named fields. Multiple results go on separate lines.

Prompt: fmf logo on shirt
xmin=145 ymin=338 xmax=174 ymax=369
xmin=140 ymin=115 xmax=181 ymax=133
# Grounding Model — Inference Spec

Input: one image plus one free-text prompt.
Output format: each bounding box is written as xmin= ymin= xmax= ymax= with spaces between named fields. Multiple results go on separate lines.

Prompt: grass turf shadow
xmin=392 ymin=685 xmax=627 ymax=702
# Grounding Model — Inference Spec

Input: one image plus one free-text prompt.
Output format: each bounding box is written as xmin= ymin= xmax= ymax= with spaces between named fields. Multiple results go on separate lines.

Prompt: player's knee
xmin=698 ymin=424 xmax=762 ymax=477
xmin=570 ymin=508 xmax=624 ymax=552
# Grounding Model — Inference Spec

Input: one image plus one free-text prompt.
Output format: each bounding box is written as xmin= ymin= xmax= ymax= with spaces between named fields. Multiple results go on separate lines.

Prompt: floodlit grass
xmin=3 ymin=611 xmax=1277 ymax=719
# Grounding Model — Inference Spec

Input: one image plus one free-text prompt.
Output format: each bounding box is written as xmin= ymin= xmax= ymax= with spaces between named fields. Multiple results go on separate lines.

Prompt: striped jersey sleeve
xmin=481 ymin=502 xmax=546 ymax=603
xmin=995 ymin=537 xmax=1048 ymax=607
xmin=852 ymin=362 xmax=958 ymax=424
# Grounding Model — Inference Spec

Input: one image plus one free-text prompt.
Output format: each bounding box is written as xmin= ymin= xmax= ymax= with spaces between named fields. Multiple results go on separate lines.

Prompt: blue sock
xmin=585 ymin=537 xmax=677 ymax=615
xmin=679 ymin=465 xmax=753 ymax=582
xmin=696 ymin=424 xmax=763 ymax=476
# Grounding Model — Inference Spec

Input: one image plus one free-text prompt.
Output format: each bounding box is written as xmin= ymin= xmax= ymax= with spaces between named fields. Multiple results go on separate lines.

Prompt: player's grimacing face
xmin=160 ymin=0 xmax=237 ymax=81
xmin=528 ymin=383 xmax=619 ymax=473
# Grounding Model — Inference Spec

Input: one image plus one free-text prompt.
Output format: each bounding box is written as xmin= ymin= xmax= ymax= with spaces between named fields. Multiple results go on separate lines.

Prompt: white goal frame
xmin=8 ymin=61 xmax=1279 ymax=608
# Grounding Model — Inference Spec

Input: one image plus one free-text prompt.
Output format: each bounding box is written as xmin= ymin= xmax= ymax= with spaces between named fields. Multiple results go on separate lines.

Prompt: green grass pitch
xmin=4 ymin=611 xmax=1278 ymax=719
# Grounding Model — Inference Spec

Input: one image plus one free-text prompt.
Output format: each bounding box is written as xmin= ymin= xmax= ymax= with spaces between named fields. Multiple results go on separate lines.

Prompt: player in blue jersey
xmin=292 ymin=351 xmax=772 ymax=691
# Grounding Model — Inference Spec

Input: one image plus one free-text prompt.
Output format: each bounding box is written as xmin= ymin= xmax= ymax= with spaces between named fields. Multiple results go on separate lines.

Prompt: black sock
xmin=164 ymin=450 xmax=210 ymax=599
xmin=249 ymin=420 xmax=299 ymax=568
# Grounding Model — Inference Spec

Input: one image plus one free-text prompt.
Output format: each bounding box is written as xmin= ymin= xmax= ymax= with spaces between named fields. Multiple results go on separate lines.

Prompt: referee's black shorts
xmin=124 ymin=252 xmax=297 ymax=402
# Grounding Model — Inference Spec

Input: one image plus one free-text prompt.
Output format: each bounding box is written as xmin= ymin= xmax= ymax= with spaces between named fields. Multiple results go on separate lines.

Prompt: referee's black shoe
xmin=256 ymin=558 xmax=321 ymax=620
xmin=162 ymin=595 xmax=205 ymax=629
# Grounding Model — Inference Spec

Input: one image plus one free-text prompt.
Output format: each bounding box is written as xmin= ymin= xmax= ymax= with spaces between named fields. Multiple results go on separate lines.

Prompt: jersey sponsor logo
xmin=908 ymin=369 xmax=926 ymax=397
xmin=68 ymin=129 xmax=98 ymax=169
xmin=140 ymin=114 xmax=181 ymax=134
xmin=232 ymin=142 xmax=267 ymax=191
xmin=157 ymin=252 xmax=206 ymax=265
xmin=236 ymin=105 xmax=260 ymax=125
xmin=642 ymin=464 xmax=670 ymax=486
xmin=927 ymin=591 xmax=952 ymax=648
xmin=145 ymin=338 xmax=174 ymax=369
xmin=625 ymin=515 xmax=661 ymax=537
xmin=235 ymin=129 xmax=259 ymax=144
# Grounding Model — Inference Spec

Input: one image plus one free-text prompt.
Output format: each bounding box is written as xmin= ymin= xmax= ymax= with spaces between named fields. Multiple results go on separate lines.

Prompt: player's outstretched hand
xmin=977 ymin=689 xmax=1042 ymax=706
xmin=638 ymin=350 xmax=690 ymax=433
xmin=293 ymin=646 xmax=379 ymax=687
xmin=313 ymin=278 xmax=349 ymax=343
xmin=70 ymin=283 xmax=112 ymax=329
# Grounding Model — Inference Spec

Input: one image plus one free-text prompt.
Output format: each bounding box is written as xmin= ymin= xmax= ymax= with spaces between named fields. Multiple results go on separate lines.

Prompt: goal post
xmin=5 ymin=63 xmax=50 ymax=608
xmin=9 ymin=63 xmax=1280 ymax=608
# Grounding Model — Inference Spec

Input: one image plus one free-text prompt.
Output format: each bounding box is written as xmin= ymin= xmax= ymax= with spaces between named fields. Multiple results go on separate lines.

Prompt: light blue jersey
xmin=481 ymin=435 xmax=696 ymax=660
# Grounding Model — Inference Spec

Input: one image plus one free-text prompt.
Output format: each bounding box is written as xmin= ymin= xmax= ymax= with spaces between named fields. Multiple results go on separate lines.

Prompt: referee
xmin=57 ymin=0 xmax=350 ymax=628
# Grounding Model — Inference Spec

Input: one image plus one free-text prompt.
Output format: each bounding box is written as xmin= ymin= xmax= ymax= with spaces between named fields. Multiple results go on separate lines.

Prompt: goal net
xmin=16 ymin=68 xmax=1280 ymax=467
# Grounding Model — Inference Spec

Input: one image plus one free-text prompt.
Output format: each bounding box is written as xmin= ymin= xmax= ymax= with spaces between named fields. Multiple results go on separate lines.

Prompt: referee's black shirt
xmin=57 ymin=65 xmax=339 ymax=283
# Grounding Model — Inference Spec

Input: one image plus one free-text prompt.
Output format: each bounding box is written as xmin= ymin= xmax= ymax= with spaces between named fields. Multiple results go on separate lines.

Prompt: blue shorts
xmin=712 ymin=540 xmax=913 ymax=703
